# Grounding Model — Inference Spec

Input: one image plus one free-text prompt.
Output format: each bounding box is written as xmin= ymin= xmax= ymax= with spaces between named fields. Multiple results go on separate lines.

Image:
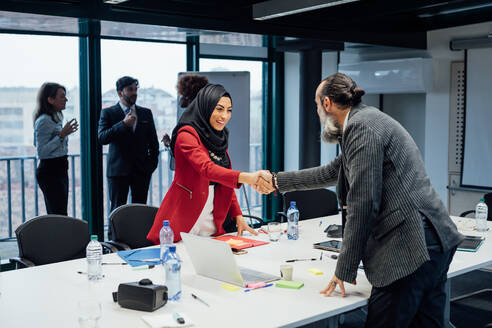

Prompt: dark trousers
xmin=108 ymin=173 xmax=151 ymax=213
xmin=365 ymin=218 xmax=457 ymax=328
xmin=36 ymin=156 xmax=69 ymax=216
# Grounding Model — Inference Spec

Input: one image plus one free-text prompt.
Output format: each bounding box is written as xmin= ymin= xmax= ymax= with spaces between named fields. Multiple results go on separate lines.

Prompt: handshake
xmin=238 ymin=170 xmax=276 ymax=195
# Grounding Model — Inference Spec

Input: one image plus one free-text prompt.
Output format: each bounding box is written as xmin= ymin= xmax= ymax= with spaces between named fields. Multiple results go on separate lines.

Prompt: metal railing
xmin=0 ymin=144 xmax=262 ymax=241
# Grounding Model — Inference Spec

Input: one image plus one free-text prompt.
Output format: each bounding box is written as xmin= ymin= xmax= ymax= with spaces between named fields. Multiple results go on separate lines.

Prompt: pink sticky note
xmin=246 ymin=281 xmax=267 ymax=289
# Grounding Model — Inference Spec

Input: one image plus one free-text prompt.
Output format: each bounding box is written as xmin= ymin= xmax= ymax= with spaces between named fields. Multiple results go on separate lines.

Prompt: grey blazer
xmin=277 ymin=104 xmax=463 ymax=288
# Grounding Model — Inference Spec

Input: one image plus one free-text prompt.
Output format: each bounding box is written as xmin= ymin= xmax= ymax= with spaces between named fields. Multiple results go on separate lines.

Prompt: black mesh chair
xmin=9 ymin=215 xmax=116 ymax=269
xmin=459 ymin=193 xmax=492 ymax=219
xmin=107 ymin=204 xmax=159 ymax=250
xmin=222 ymin=185 xmax=266 ymax=233
xmin=277 ymin=188 xmax=339 ymax=222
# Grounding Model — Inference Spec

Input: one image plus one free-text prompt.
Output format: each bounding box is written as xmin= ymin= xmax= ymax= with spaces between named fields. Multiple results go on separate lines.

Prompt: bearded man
xmin=266 ymin=73 xmax=463 ymax=327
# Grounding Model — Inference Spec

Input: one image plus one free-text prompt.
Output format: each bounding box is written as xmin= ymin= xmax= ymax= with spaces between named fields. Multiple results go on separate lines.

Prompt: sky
xmin=0 ymin=34 xmax=262 ymax=97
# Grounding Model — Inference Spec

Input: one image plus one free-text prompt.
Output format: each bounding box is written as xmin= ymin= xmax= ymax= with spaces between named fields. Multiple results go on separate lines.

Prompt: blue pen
xmin=244 ymin=283 xmax=273 ymax=292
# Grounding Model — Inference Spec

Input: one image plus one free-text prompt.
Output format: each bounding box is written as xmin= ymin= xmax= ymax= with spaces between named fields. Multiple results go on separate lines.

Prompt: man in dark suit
xmin=98 ymin=76 xmax=159 ymax=217
xmin=266 ymin=73 xmax=464 ymax=327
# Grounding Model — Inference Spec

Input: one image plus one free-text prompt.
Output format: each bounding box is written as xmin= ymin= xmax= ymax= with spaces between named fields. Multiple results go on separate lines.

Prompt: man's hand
xmin=251 ymin=171 xmax=273 ymax=193
xmin=60 ymin=118 xmax=78 ymax=139
xmin=123 ymin=107 xmax=136 ymax=127
xmin=320 ymin=275 xmax=356 ymax=298
xmin=238 ymin=171 xmax=274 ymax=194
xmin=161 ymin=133 xmax=171 ymax=148
xmin=235 ymin=215 xmax=259 ymax=236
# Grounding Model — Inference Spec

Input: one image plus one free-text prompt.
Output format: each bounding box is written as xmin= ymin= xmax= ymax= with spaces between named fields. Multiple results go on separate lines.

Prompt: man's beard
xmin=123 ymin=94 xmax=137 ymax=105
xmin=319 ymin=109 xmax=342 ymax=144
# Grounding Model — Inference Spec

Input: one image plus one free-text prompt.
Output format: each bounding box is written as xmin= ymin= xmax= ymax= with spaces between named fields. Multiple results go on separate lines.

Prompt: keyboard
xmin=238 ymin=266 xmax=280 ymax=284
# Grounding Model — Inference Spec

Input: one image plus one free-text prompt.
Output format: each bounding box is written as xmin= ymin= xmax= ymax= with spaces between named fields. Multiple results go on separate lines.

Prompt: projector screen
xmin=461 ymin=48 xmax=492 ymax=188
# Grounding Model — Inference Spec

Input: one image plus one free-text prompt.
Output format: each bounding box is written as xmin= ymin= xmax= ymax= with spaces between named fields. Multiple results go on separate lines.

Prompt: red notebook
xmin=213 ymin=235 xmax=269 ymax=250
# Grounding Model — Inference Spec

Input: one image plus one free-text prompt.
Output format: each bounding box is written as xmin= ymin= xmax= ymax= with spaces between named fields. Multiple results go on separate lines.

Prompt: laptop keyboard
xmin=238 ymin=266 xmax=279 ymax=284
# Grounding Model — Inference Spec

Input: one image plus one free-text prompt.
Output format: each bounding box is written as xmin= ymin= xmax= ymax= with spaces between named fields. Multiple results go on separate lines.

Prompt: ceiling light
xmin=418 ymin=2 xmax=492 ymax=18
xmin=253 ymin=0 xmax=360 ymax=21
xmin=103 ymin=0 xmax=130 ymax=4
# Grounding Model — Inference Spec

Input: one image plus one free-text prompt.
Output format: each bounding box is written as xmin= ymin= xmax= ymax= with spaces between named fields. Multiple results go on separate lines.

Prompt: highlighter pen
xmin=244 ymin=283 xmax=273 ymax=292
xmin=173 ymin=312 xmax=185 ymax=324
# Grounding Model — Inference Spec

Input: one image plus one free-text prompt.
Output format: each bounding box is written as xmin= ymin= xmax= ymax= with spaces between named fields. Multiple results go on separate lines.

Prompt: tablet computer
xmin=313 ymin=240 xmax=342 ymax=252
xmin=457 ymin=235 xmax=484 ymax=252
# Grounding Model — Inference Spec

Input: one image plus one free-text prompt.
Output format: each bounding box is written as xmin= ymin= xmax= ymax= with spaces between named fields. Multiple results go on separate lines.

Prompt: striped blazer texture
xmin=277 ymin=104 xmax=463 ymax=288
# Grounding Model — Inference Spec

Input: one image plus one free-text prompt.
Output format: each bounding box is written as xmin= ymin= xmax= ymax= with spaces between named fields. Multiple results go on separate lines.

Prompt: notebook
xmin=117 ymin=248 xmax=161 ymax=267
xmin=213 ymin=235 xmax=269 ymax=250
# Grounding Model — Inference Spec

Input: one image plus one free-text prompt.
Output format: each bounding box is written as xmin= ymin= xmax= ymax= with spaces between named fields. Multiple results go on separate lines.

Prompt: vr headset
xmin=112 ymin=278 xmax=168 ymax=312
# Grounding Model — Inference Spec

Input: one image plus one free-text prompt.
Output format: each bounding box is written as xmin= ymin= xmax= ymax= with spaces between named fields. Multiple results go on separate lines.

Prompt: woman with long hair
xmin=147 ymin=83 xmax=269 ymax=243
xmin=33 ymin=82 xmax=78 ymax=215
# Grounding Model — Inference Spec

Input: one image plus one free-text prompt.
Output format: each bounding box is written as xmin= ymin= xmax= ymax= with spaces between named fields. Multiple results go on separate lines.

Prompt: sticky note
xmin=246 ymin=281 xmax=267 ymax=289
xmin=275 ymin=280 xmax=304 ymax=289
xmin=221 ymin=283 xmax=240 ymax=292
xmin=308 ymin=268 xmax=324 ymax=275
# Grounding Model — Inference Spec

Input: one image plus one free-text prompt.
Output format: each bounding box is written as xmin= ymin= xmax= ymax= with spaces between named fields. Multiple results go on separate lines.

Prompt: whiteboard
xmin=462 ymin=48 xmax=492 ymax=188
xmin=178 ymin=71 xmax=251 ymax=173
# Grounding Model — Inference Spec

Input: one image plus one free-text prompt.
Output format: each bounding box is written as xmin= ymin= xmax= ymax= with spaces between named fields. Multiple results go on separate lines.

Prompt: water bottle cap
xmin=290 ymin=201 xmax=296 ymax=206
xmin=163 ymin=220 xmax=170 ymax=227
xmin=169 ymin=245 xmax=176 ymax=253
xmin=480 ymin=198 xmax=485 ymax=202
xmin=90 ymin=235 xmax=98 ymax=241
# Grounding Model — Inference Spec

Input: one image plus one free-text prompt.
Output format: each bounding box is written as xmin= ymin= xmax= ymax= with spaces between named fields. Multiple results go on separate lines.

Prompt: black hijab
xmin=171 ymin=84 xmax=231 ymax=167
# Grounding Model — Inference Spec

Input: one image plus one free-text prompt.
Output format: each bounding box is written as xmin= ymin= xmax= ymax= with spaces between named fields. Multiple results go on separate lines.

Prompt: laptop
xmin=180 ymin=232 xmax=280 ymax=287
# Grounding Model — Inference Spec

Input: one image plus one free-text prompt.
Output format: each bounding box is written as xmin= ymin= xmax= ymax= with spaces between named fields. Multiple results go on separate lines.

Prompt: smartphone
xmin=232 ymin=248 xmax=248 ymax=255
xmin=313 ymin=240 xmax=342 ymax=252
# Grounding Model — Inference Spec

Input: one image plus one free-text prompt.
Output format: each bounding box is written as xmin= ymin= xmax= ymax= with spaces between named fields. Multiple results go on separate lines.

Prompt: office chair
xmin=276 ymin=189 xmax=339 ymax=222
xmin=222 ymin=185 xmax=265 ymax=233
xmin=107 ymin=204 xmax=159 ymax=250
xmin=459 ymin=192 xmax=492 ymax=219
xmin=9 ymin=215 xmax=116 ymax=269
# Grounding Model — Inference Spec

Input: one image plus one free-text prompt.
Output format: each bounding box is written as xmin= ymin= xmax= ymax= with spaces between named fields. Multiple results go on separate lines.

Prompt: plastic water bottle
xmin=159 ymin=220 xmax=174 ymax=260
xmin=163 ymin=245 xmax=182 ymax=301
xmin=475 ymin=198 xmax=488 ymax=234
xmin=86 ymin=235 xmax=103 ymax=281
xmin=287 ymin=201 xmax=299 ymax=240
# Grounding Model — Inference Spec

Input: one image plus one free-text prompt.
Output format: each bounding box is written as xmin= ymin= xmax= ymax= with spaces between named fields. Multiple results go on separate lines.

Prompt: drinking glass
xmin=268 ymin=222 xmax=281 ymax=242
xmin=78 ymin=299 xmax=102 ymax=328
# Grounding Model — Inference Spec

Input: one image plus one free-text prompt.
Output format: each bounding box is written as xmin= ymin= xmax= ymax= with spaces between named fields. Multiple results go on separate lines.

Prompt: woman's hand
xmin=238 ymin=171 xmax=274 ymax=194
xmin=235 ymin=215 xmax=258 ymax=236
xmin=59 ymin=118 xmax=78 ymax=139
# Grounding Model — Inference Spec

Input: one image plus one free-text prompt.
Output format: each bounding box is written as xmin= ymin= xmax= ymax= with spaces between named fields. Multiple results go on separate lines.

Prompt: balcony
xmin=0 ymin=144 xmax=262 ymax=260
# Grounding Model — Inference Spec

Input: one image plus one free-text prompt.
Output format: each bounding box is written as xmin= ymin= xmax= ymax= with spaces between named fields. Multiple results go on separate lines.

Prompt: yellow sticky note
xmin=308 ymin=268 xmax=324 ymax=275
xmin=221 ymin=283 xmax=240 ymax=292
xmin=226 ymin=239 xmax=243 ymax=246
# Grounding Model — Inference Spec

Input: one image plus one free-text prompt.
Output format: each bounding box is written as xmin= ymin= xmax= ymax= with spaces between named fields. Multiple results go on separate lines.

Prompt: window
xmin=199 ymin=58 xmax=264 ymax=216
xmin=0 ymin=33 xmax=79 ymax=259
xmin=100 ymin=39 xmax=186 ymax=217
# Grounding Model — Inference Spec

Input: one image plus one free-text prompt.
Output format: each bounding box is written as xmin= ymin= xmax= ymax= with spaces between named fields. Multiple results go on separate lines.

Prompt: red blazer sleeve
xmin=228 ymin=190 xmax=242 ymax=219
xmin=176 ymin=130 xmax=241 ymax=189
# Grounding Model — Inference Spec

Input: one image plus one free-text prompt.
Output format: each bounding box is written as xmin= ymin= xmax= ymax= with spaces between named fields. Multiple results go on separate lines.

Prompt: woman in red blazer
xmin=147 ymin=84 xmax=269 ymax=243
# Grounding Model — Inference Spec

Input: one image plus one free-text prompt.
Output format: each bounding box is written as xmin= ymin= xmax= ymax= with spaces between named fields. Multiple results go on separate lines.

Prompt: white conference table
xmin=0 ymin=215 xmax=490 ymax=328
